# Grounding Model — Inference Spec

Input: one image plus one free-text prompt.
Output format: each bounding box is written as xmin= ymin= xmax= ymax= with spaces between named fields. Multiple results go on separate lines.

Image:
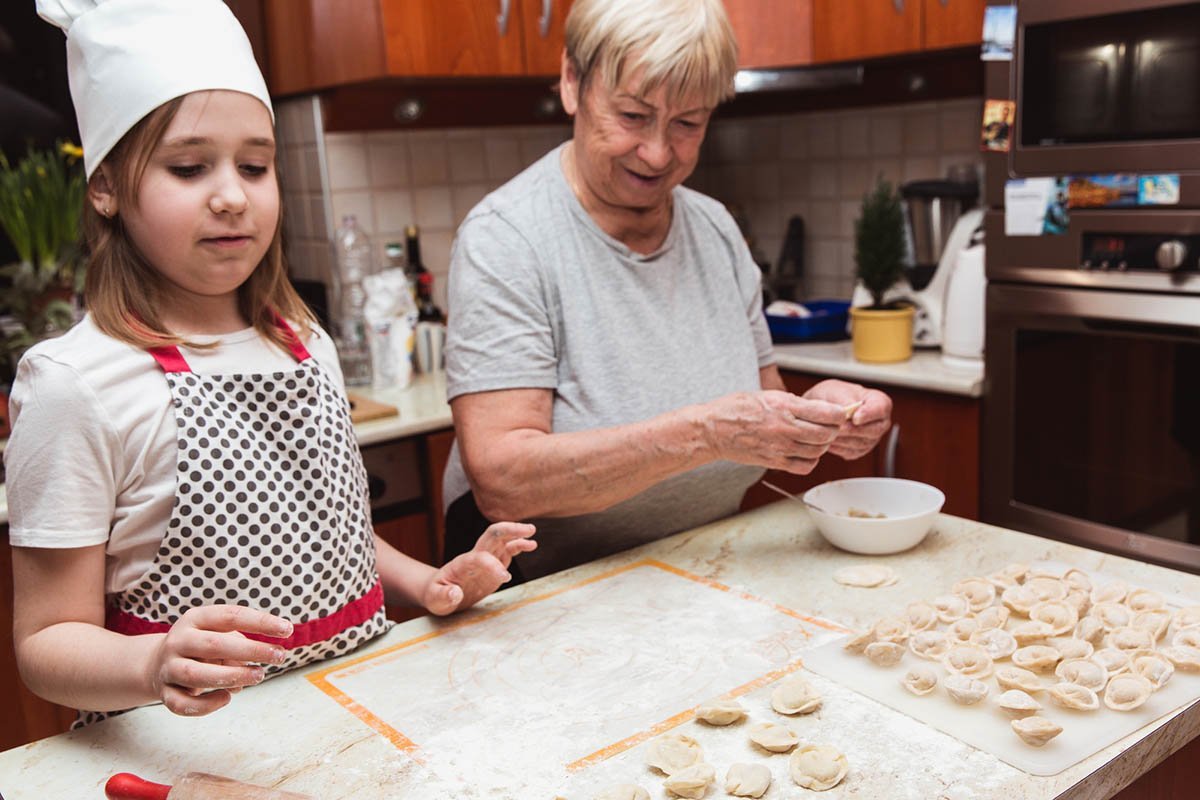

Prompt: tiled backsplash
xmin=275 ymin=96 xmax=982 ymax=314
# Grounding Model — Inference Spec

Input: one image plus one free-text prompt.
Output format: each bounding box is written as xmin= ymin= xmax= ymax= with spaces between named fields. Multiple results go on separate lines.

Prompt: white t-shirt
xmin=5 ymin=315 xmax=345 ymax=594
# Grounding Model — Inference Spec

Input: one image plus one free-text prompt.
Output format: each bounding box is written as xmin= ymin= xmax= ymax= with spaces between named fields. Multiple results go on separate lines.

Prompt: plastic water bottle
xmin=333 ymin=214 xmax=374 ymax=387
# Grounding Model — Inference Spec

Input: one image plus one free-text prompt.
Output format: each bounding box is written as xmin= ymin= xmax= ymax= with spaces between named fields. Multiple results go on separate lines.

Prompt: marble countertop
xmin=1 ymin=503 xmax=1196 ymax=798
xmin=774 ymin=341 xmax=985 ymax=397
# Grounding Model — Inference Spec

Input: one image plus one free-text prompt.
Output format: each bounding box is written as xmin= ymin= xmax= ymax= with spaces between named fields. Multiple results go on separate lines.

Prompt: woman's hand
xmin=422 ymin=522 xmax=538 ymax=615
xmin=803 ymin=379 xmax=892 ymax=459
xmin=145 ymin=605 xmax=293 ymax=717
xmin=701 ymin=390 xmax=848 ymax=474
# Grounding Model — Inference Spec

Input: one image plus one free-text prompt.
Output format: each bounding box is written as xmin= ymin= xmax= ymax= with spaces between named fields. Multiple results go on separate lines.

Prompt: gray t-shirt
xmin=444 ymin=143 xmax=774 ymax=579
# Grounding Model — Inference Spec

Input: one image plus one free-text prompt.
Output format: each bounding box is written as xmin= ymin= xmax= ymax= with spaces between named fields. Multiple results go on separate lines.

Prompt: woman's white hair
xmin=564 ymin=0 xmax=738 ymax=107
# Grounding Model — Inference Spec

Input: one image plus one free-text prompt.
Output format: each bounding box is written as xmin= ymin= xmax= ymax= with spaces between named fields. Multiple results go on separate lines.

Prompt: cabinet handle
xmin=498 ymin=0 xmax=512 ymax=36
xmin=539 ymin=0 xmax=552 ymax=38
xmin=883 ymin=424 xmax=900 ymax=478
xmin=893 ymin=0 xmax=904 ymax=13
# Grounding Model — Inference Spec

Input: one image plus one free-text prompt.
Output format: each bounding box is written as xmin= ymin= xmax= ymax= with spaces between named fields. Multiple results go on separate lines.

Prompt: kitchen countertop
xmin=774 ymin=341 xmax=985 ymax=398
xmin=1 ymin=503 xmax=1196 ymax=798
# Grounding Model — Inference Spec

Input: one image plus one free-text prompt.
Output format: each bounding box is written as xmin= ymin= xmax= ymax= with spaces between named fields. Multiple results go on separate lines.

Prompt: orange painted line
xmin=566 ymin=656 xmax=810 ymax=772
xmin=305 ymin=559 xmax=848 ymax=763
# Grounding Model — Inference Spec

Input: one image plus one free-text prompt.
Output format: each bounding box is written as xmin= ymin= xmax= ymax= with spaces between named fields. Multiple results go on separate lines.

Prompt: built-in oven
xmin=981 ymin=0 xmax=1200 ymax=572
xmin=984 ymin=285 xmax=1200 ymax=573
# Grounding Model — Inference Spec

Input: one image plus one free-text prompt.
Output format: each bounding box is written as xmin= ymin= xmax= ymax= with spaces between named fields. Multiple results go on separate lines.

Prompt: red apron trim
xmin=105 ymin=580 xmax=385 ymax=650
xmin=146 ymin=314 xmax=312 ymax=374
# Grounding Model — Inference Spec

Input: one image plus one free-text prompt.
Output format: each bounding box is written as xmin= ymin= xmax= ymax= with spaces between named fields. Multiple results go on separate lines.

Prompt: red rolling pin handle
xmin=105 ymin=773 xmax=173 ymax=800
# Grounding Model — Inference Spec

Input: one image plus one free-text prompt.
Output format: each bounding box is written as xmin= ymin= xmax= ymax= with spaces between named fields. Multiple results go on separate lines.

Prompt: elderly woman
xmin=442 ymin=0 xmax=892 ymax=580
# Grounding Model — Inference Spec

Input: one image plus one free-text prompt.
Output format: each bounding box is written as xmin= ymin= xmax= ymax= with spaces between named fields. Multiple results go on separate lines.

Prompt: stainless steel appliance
xmin=982 ymin=0 xmax=1200 ymax=573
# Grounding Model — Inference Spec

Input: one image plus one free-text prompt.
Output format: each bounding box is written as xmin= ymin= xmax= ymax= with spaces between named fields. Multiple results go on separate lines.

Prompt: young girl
xmin=9 ymin=0 xmax=535 ymax=725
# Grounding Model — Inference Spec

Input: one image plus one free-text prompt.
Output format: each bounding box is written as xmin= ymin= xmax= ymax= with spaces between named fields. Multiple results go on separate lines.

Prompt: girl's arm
xmin=374 ymin=522 xmax=536 ymax=615
xmin=13 ymin=544 xmax=292 ymax=716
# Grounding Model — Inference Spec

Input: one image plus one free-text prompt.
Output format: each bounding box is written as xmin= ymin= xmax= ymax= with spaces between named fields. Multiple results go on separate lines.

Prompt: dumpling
xmin=942 ymin=644 xmax=994 ymax=678
xmin=1012 ymin=645 xmax=1061 ymax=673
xmin=944 ymin=674 xmax=989 ymax=705
xmin=594 ymin=786 xmax=650 ymax=800
xmin=1172 ymin=627 xmax=1200 ymax=649
xmin=663 ymin=763 xmax=716 ymax=799
xmin=834 ymin=564 xmax=897 ymax=588
xmin=872 ymin=617 xmax=911 ymax=643
xmin=1090 ymin=579 xmax=1129 ymax=605
xmin=1104 ymin=674 xmax=1154 ymax=711
xmin=1092 ymin=647 xmax=1131 ymax=676
xmin=995 ymin=689 xmax=1042 ymax=718
xmin=749 ymin=722 xmax=799 ymax=753
xmin=970 ymin=628 xmax=1018 ymax=661
xmin=995 ymin=666 xmax=1045 ymax=694
xmin=901 ymin=664 xmax=939 ymax=696
xmin=905 ymin=600 xmax=939 ymax=631
xmin=1131 ymin=653 xmax=1174 ymax=690
xmin=645 ymin=734 xmax=703 ymax=775
xmin=865 ymin=641 xmax=905 ymax=667
xmin=974 ymin=605 xmax=1011 ymax=631
xmin=1030 ymin=601 xmax=1079 ymax=636
xmin=1025 ymin=576 xmax=1068 ymax=602
xmin=1159 ymin=644 xmax=1200 ymax=671
xmin=1062 ymin=568 xmax=1093 ymax=592
xmin=789 ymin=745 xmax=848 ymax=791
xmin=1074 ymin=617 xmax=1106 ymax=647
xmin=1172 ymin=606 xmax=1200 ymax=630
xmin=1009 ymin=620 xmax=1056 ymax=645
xmin=947 ymin=616 xmax=980 ymax=643
xmin=1131 ymin=610 xmax=1171 ymax=641
xmin=1048 ymin=637 xmax=1094 ymax=661
xmin=933 ymin=594 xmax=971 ymax=623
xmin=1125 ymin=588 xmax=1165 ymax=613
xmin=724 ymin=763 xmax=771 ymax=798
xmin=842 ymin=629 xmax=874 ymax=655
xmin=1106 ymin=626 xmax=1155 ymax=652
xmin=1001 ymin=585 xmax=1039 ymax=615
xmin=771 ymin=674 xmax=822 ymax=715
xmin=694 ymin=698 xmax=746 ymax=726
xmin=909 ymin=630 xmax=951 ymax=660
xmin=1047 ymin=682 xmax=1100 ymax=711
xmin=952 ymin=577 xmax=997 ymax=611
xmin=1054 ymin=658 xmax=1108 ymax=691
xmin=1091 ymin=602 xmax=1133 ymax=631
xmin=1012 ymin=716 xmax=1063 ymax=747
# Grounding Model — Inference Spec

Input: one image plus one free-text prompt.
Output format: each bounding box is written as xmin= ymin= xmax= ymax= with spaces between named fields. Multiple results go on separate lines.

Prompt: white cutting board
xmin=805 ymin=561 xmax=1200 ymax=776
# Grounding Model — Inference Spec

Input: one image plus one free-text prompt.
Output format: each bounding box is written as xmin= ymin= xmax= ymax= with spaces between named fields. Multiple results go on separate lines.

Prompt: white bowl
xmin=802 ymin=478 xmax=945 ymax=555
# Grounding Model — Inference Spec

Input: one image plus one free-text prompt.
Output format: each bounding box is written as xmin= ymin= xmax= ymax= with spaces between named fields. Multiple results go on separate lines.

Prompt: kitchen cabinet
xmin=262 ymin=0 xmax=570 ymax=96
xmin=812 ymin=0 xmax=984 ymax=64
xmin=741 ymin=371 xmax=980 ymax=519
xmin=723 ymin=1 xmax=814 ymax=69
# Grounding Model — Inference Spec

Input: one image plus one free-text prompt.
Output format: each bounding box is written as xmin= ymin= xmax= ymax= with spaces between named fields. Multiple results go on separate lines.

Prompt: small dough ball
xmin=593 ymin=785 xmax=650 ymax=800
xmin=724 ymin=762 xmax=772 ymax=798
xmin=834 ymin=564 xmax=898 ymax=588
xmin=770 ymin=674 xmax=822 ymax=715
xmin=749 ymin=721 xmax=799 ymax=753
xmin=789 ymin=744 xmax=849 ymax=791
xmin=645 ymin=733 xmax=703 ymax=775
xmin=694 ymin=697 xmax=746 ymax=725
xmin=663 ymin=762 xmax=716 ymax=799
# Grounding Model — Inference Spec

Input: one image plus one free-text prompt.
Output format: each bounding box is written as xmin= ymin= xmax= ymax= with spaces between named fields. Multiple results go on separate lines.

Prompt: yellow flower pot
xmin=849 ymin=305 xmax=915 ymax=363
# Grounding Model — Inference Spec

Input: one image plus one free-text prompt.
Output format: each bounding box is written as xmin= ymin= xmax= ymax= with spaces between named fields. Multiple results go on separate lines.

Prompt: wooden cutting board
xmin=346 ymin=392 xmax=399 ymax=424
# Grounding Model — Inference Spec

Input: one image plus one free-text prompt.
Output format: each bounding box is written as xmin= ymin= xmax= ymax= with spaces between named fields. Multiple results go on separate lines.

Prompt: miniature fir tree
xmin=854 ymin=177 xmax=906 ymax=309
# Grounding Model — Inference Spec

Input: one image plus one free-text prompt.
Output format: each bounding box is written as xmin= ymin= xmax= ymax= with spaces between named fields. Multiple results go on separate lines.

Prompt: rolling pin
xmin=105 ymin=772 xmax=312 ymax=799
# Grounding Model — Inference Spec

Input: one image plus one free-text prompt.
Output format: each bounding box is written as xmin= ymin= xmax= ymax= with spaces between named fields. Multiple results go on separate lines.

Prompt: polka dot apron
xmin=77 ymin=321 xmax=390 ymax=726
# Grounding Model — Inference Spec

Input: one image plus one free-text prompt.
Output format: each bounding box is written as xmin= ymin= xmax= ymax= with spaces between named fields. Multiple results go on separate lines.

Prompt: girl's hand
xmin=422 ymin=522 xmax=537 ymax=615
xmin=146 ymin=605 xmax=293 ymax=717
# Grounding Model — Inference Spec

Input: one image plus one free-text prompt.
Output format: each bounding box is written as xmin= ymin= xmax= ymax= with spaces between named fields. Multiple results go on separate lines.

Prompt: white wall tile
xmin=903 ymin=109 xmax=940 ymax=154
xmin=940 ymin=102 xmax=983 ymax=152
xmin=448 ymin=135 xmax=487 ymax=184
xmin=373 ymin=189 xmax=415 ymax=234
xmin=413 ymin=186 xmax=454 ymax=229
xmin=751 ymin=163 xmax=781 ymax=201
xmin=748 ymin=120 xmax=781 ymax=163
xmin=838 ymin=114 xmax=870 ymax=157
xmin=308 ymin=193 xmax=331 ymax=240
xmin=367 ymin=137 xmax=411 ymax=188
xmin=808 ymin=161 xmax=839 ymax=199
xmin=330 ymin=191 xmax=375 ymax=234
xmin=707 ymin=122 xmax=754 ymax=164
xmin=779 ymin=116 xmax=809 ymax=160
xmin=839 ymin=199 xmax=860 ymax=240
xmin=903 ymin=156 xmax=941 ymax=183
xmin=452 ymin=183 xmax=492 ymax=224
xmin=810 ymin=239 xmax=843 ymax=276
xmin=870 ymin=113 xmax=903 ymax=156
xmin=780 ymin=160 xmax=809 ymax=200
xmin=809 ymin=116 xmax=839 ymax=158
xmin=484 ymin=136 xmax=522 ymax=182
xmin=409 ymin=133 xmax=450 ymax=186
xmin=839 ymin=160 xmax=872 ymax=200
xmin=809 ymin=201 xmax=839 ymax=238
xmin=325 ymin=135 xmax=370 ymax=191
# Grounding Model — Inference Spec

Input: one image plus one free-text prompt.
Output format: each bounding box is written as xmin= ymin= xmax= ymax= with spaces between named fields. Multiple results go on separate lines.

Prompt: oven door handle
xmin=1081 ymin=318 xmax=1200 ymax=339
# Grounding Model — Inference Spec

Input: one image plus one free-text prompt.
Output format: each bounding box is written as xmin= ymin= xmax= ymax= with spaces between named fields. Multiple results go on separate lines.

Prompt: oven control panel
xmin=1081 ymin=233 xmax=1200 ymax=273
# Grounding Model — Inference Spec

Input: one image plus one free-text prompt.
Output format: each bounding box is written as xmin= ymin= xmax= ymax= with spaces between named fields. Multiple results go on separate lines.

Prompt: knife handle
xmin=105 ymin=773 xmax=172 ymax=800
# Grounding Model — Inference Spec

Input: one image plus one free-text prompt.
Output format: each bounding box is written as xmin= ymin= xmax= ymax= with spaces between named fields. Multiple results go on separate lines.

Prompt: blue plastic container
xmin=765 ymin=299 xmax=851 ymax=343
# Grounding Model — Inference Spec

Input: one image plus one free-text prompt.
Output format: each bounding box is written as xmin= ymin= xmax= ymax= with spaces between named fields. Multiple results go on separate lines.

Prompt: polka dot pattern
xmin=79 ymin=358 xmax=391 ymax=727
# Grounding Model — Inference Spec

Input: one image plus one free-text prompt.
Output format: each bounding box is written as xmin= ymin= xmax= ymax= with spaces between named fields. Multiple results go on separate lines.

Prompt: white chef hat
xmin=37 ymin=0 xmax=274 ymax=179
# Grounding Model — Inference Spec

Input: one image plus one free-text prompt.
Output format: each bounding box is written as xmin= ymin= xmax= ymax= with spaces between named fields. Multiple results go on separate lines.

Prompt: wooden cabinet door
xmin=922 ymin=0 xmax=985 ymax=51
xmin=380 ymin=0 xmax=525 ymax=77
xmin=884 ymin=385 xmax=979 ymax=519
xmin=521 ymin=0 xmax=571 ymax=76
xmin=724 ymin=1 xmax=814 ymax=69
xmin=812 ymin=0 xmax=921 ymax=63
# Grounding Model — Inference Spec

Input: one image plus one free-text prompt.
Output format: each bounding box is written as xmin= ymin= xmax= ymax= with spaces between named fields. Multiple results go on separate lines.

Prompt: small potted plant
xmin=850 ymin=177 xmax=913 ymax=363
xmin=0 ymin=141 xmax=86 ymax=394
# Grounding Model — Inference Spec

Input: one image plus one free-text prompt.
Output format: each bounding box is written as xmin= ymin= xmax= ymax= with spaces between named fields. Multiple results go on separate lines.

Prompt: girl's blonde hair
xmin=564 ymin=0 xmax=738 ymax=107
xmin=83 ymin=97 xmax=314 ymax=352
